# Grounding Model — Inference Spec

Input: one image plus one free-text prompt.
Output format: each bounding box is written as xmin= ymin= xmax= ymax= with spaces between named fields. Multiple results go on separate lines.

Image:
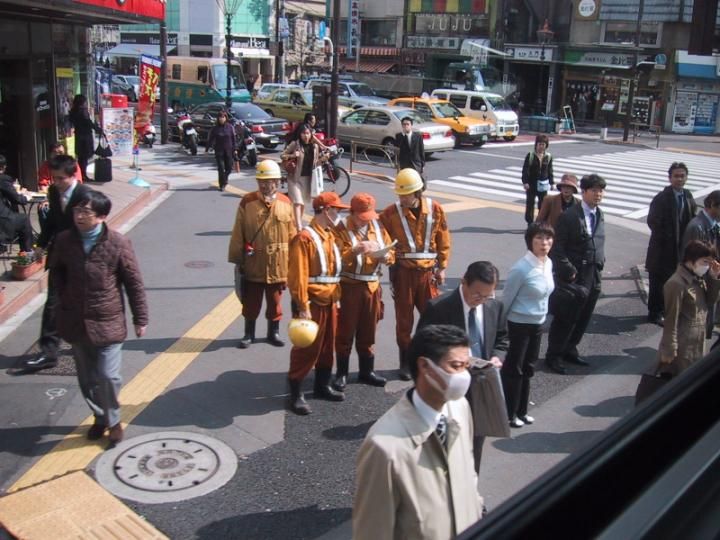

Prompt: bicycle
xmin=280 ymin=140 xmax=351 ymax=198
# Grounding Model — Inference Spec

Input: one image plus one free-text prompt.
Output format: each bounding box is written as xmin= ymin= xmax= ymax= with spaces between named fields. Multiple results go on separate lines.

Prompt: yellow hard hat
xmin=394 ymin=168 xmax=424 ymax=195
xmin=288 ymin=318 xmax=319 ymax=348
xmin=256 ymin=160 xmax=282 ymax=180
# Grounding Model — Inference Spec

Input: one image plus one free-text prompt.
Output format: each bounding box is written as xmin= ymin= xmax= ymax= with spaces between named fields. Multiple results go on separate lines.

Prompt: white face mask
xmin=694 ymin=263 xmax=710 ymax=277
xmin=423 ymin=359 xmax=471 ymax=401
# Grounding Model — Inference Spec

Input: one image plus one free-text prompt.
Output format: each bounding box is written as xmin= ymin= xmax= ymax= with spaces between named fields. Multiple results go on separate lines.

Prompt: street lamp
xmin=216 ymin=0 xmax=244 ymax=110
xmin=536 ymin=19 xmax=553 ymax=116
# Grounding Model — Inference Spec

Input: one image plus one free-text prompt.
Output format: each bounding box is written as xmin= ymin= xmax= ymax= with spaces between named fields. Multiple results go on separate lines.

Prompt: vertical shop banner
xmin=347 ymin=0 xmax=359 ymax=58
xmin=134 ymin=55 xmax=161 ymax=149
xmin=102 ymin=107 xmax=135 ymax=156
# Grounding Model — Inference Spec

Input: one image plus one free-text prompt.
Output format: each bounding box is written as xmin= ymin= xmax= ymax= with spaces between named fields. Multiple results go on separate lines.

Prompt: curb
xmin=631 ymin=264 xmax=649 ymax=306
xmin=0 ymin=182 xmax=169 ymax=326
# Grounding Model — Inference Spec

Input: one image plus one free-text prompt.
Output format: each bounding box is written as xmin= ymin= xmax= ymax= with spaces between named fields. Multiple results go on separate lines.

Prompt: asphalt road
xmin=1 ymin=135 xmax=717 ymax=539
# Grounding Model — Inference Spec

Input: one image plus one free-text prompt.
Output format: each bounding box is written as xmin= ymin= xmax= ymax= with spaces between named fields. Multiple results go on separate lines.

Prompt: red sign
xmin=73 ymin=0 xmax=165 ymax=21
xmin=134 ymin=56 xmax=161 ymax=148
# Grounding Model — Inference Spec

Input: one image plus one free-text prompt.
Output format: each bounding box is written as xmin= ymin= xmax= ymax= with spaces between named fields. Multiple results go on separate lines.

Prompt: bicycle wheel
xmin=323 ymin=164 xmax=351 ymax=197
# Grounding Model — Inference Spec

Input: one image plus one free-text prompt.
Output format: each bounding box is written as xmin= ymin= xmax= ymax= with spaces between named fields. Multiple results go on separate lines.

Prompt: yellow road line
xmin=10 ymin=293 xmax=243 ymax=492
xmin=663 ymin=147 xmax=720 ymax=157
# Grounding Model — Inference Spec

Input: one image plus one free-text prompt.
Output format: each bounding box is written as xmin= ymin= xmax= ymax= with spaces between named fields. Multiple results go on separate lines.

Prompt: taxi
xmin=387 ymin=96 xmax=493 ymax=147
xmin=254 ymin=88 xmax=350 ymax=123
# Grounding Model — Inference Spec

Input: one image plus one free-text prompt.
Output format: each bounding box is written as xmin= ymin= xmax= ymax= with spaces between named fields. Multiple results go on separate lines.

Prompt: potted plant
xmin=11 ymin=250 xmax=45 ymax=281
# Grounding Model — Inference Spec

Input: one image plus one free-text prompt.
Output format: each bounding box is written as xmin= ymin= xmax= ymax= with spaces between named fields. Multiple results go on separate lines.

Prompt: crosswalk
xmin=431 ymin=149 xmax=720 ymax=219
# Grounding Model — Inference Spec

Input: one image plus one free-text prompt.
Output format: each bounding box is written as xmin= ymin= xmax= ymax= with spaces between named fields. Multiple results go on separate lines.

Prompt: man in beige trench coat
xmin=352 ymin=324 xmax=483 ymax=540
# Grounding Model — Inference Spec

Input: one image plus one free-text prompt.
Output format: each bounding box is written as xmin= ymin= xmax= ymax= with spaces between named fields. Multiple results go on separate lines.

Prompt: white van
xmin=431 ymin=89 xmax=519 ymax=141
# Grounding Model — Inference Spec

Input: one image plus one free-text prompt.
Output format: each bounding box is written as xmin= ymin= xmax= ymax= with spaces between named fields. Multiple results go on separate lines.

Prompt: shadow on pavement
xmin=451 ymin=226 xmax=526 ymax=235
xmin=131 ymin=369 xmax=287 ymax=429
xmin=574 ymin=395 xmax=635 ymax=418
xmin=195 ymin=505 xmax=352 ymax=540
xmin=195 ymin=230 xmax=232 ymax=237
xmin=492 ymin=429 xmax=603 ymax=454
xmin=322 ymin=421 xmax=374 ymax=441
xmin=123 ymin=337 xmax=241 ymax=355
xmin=0 ymin=425 xmax=82 ymax=457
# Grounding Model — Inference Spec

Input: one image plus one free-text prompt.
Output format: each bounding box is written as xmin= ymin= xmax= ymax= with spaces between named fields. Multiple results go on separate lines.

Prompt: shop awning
xmin=105 ymin=43 xmax=177 ymax=58
xmin=339 ymin=59 xmax=397 ymax=73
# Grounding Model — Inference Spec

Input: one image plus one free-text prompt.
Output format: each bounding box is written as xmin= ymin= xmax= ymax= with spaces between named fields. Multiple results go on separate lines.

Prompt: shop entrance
xmin=0 ymin=60 xmax=31 ymax=179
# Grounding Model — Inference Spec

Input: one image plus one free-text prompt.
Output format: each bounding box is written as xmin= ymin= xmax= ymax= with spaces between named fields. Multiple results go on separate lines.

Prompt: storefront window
xmin=0 ymin=20 xmax=30 ymax=55
xmin=601 ymin=22 xmax=661 ymax=47
xmin=363 ymin=20 xmax=397 ymax=46
xmin=31 ymin=22 xmax=52 ymax=54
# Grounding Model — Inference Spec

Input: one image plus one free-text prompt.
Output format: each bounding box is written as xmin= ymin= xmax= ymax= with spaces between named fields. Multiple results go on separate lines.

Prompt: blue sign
xmin=319 ymin=21 xmax=326 ymax=39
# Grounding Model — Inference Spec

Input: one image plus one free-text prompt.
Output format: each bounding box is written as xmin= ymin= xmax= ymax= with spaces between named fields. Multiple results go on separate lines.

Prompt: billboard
xmin=73 ymin=0 xmax=166 ymax=21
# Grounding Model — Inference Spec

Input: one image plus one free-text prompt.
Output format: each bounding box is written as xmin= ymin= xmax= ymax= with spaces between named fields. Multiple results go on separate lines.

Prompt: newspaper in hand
xmin=368 ymin=240 xmax=398 ymax=259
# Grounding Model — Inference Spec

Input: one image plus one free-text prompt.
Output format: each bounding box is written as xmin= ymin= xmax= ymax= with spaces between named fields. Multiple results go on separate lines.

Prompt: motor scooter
xmin=175 ymin=110 xmax=198 ymax=155
xmin=234 ymin=119 xmax=258 ymax=167
xmin=140 ymin=123 xmax=156 ymax=148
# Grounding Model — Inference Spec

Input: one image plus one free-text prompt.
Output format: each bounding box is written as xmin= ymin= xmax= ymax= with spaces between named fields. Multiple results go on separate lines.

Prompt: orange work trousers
xmin=289 ymin=302 xmax=337 ymax=382
xmin=336 ymin=282 xmax=382 ymax=358
xmin=392 ymin=266 xmax=437 ymax=351
xmin=242 ymin=281 xmax=284 ymax=321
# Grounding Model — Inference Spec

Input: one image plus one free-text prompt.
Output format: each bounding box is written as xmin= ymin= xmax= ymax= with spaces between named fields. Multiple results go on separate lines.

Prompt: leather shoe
xmin=546 ymin=357 xmax=567 ymax=374
xmin=397 ymin=367 xmax=411 ymax=381
xmin=565 ymin=354 xmax=590 ymax=366
xmin=519 ymin=415 xmax=535 ymax=425
xmin=108 ymin=423 xmax=124 ymax=444
xmin=22 ymin=354 xmax=58 ymax=371
xmin=509 ymin=417 xmax=525 ymax=428
xmin=647 ymin=313 xmax=664 ymax=326
xmin=331 ymin=374 xmax=347 ymax=392
xmin=87 ymin=421 xmax=107 ymax=440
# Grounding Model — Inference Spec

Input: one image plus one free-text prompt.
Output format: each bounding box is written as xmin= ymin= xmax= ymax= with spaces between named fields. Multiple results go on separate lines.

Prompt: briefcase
xmin=634 ymin=371 xmax=672 ymax=406
xmin=468 ymin=360 xmax=511 ymax=438
xmin=94 ymin=157 xmax=112 ymax=182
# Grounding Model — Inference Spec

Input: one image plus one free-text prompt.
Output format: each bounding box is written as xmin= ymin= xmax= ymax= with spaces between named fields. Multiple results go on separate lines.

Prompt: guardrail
xmin=631 ymin=122 xmax=661 ymax=148
xmin=349 ymin=141 xmax=399 ymax=173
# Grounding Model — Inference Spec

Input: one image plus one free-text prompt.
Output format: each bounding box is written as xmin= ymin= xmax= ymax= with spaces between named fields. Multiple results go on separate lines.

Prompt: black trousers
xmin=39 ymin=271 xmax=61 ymax=357
xmin=215 ymin=151 xmax=233 ymax=188
xmin=525 ymin=189 xmax=547 ymax=224
xmin=77 ymin=153 xmax=91 ymax=182
xmin=647 ymin=269 xmax=674 ymax=316
xmin=502 ymin=321 xmax=541 ymax=419
xmin=4 ymin=213 xmax=33 ymax=252
xmin=547 ymin=275 xmax=601 ymax=360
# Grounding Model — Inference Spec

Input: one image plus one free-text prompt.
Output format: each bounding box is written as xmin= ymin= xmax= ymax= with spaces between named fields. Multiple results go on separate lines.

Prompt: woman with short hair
xmin=521 ymin=134 xmax=554 ymax=225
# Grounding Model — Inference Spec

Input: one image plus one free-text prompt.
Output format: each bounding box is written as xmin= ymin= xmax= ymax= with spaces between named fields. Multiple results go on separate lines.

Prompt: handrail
xmin=349 ymin=141 xmax=399 ymax=173
xmin=631 ymin=122 xmax=661 ymax=148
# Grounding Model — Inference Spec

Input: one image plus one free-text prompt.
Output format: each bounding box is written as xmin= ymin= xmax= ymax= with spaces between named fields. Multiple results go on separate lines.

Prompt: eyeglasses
xmin=72 ymin=207 xmax=96 ymax=216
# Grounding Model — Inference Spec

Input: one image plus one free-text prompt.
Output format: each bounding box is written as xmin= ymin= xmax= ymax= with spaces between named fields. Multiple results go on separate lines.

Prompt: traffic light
xmin=688 ymin=0 xmax=719 ymax=55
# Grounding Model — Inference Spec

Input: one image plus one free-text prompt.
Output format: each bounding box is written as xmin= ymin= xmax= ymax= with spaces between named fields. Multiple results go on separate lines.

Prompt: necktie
xmin=589 ymin=211 xmax=595 ymax=235
xmin=435 ymin=414 xmax=448 ymax=449
xmin=468 ymin=307 xmax=483 ymax=358
xmin=678 ymin=193 xmax=685 ymax=221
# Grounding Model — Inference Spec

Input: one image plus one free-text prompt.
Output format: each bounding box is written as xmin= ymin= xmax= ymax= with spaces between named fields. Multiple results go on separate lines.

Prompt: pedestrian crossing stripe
xmin=431 ymin=149 xmax=720 ymax=219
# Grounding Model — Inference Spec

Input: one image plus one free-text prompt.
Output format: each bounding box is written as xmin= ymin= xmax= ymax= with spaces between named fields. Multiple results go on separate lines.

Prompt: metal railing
xmin=631 ymin=122 xmax=661 ymax=148
xmin=349 ymin=141 xmax=399 ymax=173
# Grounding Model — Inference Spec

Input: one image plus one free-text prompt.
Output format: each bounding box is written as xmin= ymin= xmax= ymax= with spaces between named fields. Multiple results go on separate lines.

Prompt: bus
xmin=167 ymin=56 xmax=251 ymax=108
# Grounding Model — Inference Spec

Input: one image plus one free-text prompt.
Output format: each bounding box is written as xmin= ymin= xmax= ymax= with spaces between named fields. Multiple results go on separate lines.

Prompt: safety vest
xmin=304 ymin=226 xmax=341 ymax=284
xmin=341 ymin=219 xmax=385 ymax=282
xmin=395 ymin=197 xmax=437 ymax=260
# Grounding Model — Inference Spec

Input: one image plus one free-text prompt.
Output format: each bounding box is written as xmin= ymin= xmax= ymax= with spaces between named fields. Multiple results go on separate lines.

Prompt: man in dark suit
xmin=417 ymin=260 xmax=509 ymax=472
xmin=645 ymin=162 xmax=697 ymax=326
xmin=22 ymin=154 xmax=92 ymax=372
xmin=395 ymin=116 xmax=425 ymax=187
xmin=0 ymin=155 xmax=34 ymax=253
xmin=545 ymin=174 xmax=606 ymax=374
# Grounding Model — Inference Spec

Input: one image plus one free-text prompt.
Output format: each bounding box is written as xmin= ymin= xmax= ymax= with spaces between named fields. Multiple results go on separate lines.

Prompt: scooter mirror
xmin=167 ymin=108 xmax=174 ymax=113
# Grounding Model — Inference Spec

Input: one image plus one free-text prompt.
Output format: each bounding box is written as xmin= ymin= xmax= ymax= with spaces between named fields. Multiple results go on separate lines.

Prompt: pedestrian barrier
xmin=349 ymin=141 xmax=398 ymax=173
xmin=631 ymin=122 xmax=661 ymax=148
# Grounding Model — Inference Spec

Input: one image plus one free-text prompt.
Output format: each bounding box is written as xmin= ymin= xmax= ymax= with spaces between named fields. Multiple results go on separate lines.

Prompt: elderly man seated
xmin=0 ymin=155 xmax=34 ymax=253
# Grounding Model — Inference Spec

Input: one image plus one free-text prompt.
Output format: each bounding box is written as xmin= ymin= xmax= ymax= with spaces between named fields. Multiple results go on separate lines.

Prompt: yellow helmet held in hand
xmin=394 ymin=168 xmax=424 ymax=195
xmin=288 ymin=319 xmax=319 ymax=348
xmin=256 ymin=159 xmax=282 ymax=180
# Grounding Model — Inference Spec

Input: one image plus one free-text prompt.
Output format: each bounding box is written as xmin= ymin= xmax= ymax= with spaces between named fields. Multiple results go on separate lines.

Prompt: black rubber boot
xmin=398 ymin=349 xmax=411 ymax=381
xmin=359 ymin=355 xmax=387 ymax=387
xmin=288 ymin=378 xmax=311 ymax=415
xmin=332 ymin=355 xmax=350 ymax=392
xmin=314 ymin=368 xmax=345 ymax=401
xmin=237 ymin=319 xmax=256 ymax=349
xmin=266 ymin=320 xmax=284 ymax=347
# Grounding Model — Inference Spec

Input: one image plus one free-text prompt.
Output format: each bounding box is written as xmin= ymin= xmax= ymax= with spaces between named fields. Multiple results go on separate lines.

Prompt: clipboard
xmin=368 ymin=240 xmax=397 ymax=259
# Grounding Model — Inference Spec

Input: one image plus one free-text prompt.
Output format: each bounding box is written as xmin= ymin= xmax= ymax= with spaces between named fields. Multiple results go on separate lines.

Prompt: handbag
xmin=311 ymin=165 xmax=324 ymax=197
xmin=282 ymin=158 xmax=297 ymax=175
xmin=537 ymin=179 xmax=550 ymax=192
xmin=635 ymin=371 xmax=672 ymax=406
xmin=468 ymin=360 xmax=511 ymax=438
xmin=94 ymin=133 xmax=113 ymax=158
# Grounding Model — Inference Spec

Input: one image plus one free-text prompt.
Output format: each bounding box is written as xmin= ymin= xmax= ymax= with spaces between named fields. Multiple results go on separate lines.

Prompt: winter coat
xmin=281 ymin=140 xmax=320 ymax=182
xmin=659 ymin=264 xmax=720 ymax=375
xmin=521 ymin=151 xmax=554 ymax=193
xmin=207 ymin=123 xmax=236 ymax=155
xmin=645 ymin=186 xmax=697 ymax=275
xmin=50 ymin=224 xmax=148 ymax=346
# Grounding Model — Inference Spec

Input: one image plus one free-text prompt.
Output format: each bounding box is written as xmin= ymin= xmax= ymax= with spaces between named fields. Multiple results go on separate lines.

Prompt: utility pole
xmin=622 ymin=0 xmax=645 ymax=142
xmin=160 ymin=21 xmax=168 ymax=144
xmin=329 ymin=0 xmax=341 ymax=139
xmin=225 ymin=12 xmax=232 ymax=109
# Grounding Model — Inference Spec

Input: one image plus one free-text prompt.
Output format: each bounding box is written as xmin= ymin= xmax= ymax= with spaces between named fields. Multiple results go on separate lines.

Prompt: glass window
xmin=232 ymin=104 xmax=269 ymax=119
xmin=0 ymin=20 xmax=29 ymax=54
xmin=349 ymin=83 xmax=376 ymax=97
xmin=470 ymin=97 xmax=485 ymax=110
xmin=414 ymin=103 xmax=433 ymax=120
xmin=342 ymin=110 xmax=368 ymax=125
xmin=274 ymin=91 xmax=289 ymax=104
xmin=364 ymin=111 xmax=390 ymax=126
xmin=448 ymin=95 xmax=467 ymax=108
xmin=392 ymin=110 xmax=426 ymax=124
xmin=290 ymin=92 xmax=305 ymax=106
xmin=433 ymin=101 xmax=462 ymax=118
xmin=197 ymin=66 xmax=208 ymax=83
xmin=212 ymin=64 xmax=247 ymax=90
xmin=171 ymin=64 xmax=182 ymax=79
xmin=485 ymin=95 xmax=511 ymax=111
xmin=337 ymin=19 xmax=397 ymax=46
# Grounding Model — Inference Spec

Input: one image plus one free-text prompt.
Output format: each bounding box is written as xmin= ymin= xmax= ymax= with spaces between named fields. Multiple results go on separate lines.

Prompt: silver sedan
xmin=337 ymin=106 xmax=455 ymax=157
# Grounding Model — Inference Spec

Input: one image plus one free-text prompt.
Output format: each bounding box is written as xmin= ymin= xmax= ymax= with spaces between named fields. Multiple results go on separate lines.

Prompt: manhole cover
xmin=95 ymin=431 xmax=237 ymax=503
xmin=184 ymin=260 xmax=214 ymax=268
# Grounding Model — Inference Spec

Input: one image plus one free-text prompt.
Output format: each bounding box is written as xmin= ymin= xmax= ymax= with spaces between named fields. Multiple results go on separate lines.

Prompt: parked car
xmin=113 ymin=74 xmax=160 ymax=102
xmin=254 ymin=88 xmax=350 ymax=123
xmin=305 ymin=79 xmax=389 ymax=109
xmin=110 ymin=79 xmax=136 ymax=102
xmin=255 ymin=83 xmax=301 ymax=100
xmin=388 ymin=96 xmax=492 ymax=147
xmin=337 ymin=106 xmax=455 ymax=157
xmin=170 ymin=102 xmax=290 ymax=149
xmin=431 ymin=88 xmax=519 ymax=141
